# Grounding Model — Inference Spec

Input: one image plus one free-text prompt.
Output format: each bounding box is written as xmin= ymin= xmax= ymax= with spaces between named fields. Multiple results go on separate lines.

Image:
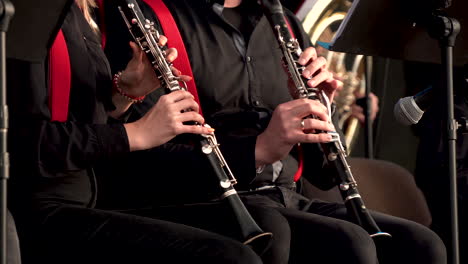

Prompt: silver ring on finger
xmin=300 ymin=119 xmax=305 ymax=130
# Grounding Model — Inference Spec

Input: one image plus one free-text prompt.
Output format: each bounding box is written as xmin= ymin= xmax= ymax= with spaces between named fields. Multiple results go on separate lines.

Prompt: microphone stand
xmin=0 ymin=1 xmax=13 ymax=264
xmin=317 ymin=0 xmax=466 ymax=261
xmin=426 ymin=11 xmax=461 ymax=264
xmin=364 ymin=56 xmax=374 ymax=159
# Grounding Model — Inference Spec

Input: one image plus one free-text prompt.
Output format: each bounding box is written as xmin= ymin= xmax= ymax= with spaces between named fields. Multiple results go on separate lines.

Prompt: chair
xmin=301 ymin=157 xmax=432 ymax=227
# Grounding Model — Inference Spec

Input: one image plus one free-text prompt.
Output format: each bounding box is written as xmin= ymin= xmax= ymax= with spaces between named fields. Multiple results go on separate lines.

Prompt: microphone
xmin=394 ymin=87 xmax=433 ymax=125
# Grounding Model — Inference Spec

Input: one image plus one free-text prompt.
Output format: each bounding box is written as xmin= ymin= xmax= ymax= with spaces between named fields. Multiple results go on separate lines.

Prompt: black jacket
xmin=7 ymin=4 xmax=130 ymax=218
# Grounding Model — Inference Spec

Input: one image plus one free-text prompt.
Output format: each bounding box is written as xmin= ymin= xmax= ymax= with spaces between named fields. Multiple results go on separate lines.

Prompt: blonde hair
xmin=76 ymin=0 xmax=99 ymax=32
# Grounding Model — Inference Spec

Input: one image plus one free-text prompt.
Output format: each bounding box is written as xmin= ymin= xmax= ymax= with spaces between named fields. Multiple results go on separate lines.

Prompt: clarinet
xmin=116 ymin=0 xmax=273 ymax=254
xmin=260 ymin=0 xmax=391 ymax=240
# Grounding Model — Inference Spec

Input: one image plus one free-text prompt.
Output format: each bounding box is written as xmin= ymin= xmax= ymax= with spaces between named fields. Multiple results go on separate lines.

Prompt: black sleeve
xmin=7 ymin=58 xmax=129 ymax=173
xmin=216 ymin=134 xmax=259 ymax=190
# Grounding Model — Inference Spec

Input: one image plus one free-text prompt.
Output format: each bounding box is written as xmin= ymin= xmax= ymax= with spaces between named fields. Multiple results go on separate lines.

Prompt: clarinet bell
xmin=243 ymin=231 xmax=274 ymax=256
xmin=370 ymin=231 xmax=392 ymax=244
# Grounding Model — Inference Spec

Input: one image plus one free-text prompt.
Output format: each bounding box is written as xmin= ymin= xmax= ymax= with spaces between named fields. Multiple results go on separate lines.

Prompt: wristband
xmin=113 ymin=72 xmax=145 ymax=103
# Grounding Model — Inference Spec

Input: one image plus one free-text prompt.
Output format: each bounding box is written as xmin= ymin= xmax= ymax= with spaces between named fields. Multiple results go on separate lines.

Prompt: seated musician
xmin=6 ymin=0 xmax=264 ymax=263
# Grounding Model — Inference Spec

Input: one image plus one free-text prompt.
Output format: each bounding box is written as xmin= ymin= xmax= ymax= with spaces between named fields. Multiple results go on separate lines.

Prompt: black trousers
xmin=15 ymin=204 xmax=263 ymax=264
xmin=242 ymin=188 xmax=447 ymax=264
xmin=118 ymin=188 xmax=446 ymax=264
xmin=18 ymin=189 xmax=446 ymax=264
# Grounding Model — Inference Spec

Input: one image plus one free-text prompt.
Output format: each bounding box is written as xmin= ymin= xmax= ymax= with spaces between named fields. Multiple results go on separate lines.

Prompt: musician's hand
xmin=119 ymin=38 xmax=187 ymax=97
xmin=351 ymin=92 xmax=380 ymax=124
xmin=298 ymin=47 xmax=343 ymax=102
xmin=124 ymin=90 xmax=214 ymax=151
xmin=109 ymin=37 xmax=191 ymax=119
xmin=255 ymin=99 xmax=335 ymax=167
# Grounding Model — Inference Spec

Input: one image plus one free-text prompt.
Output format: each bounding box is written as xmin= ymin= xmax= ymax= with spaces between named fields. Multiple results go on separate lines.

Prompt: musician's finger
xmin=177 ymin=112 xmax=206 ymax=126
xmin=158 ymin=35 xmax=168 ymax=46
xmin=282 ymin=98 xmax=327 ymax=112
xmin=179 ymin=122 xmax=214 ymax=135
xmin=301 ymin=118 xmax=335 ymax=132
xmin=351 ymin=105 xmax=365 ymax=123
xmin=328 ymin=78 xmax=343 ymax=91
xmin=369 ymin=93 xmax=380 ymax=116
xmin=325 ymin=77 xmax=340 ymax=100
xmin=166 ymin=48 xmax=178 ymax=62
xmin=173 ymin=97 xmax=200 ymax=113
xmin=354 ymin=112 xmax=365 ymax=124
xmin=299 ymin=132 xmax=333 ymax=143
xmin=303 ymin=56 xmax=327 ymax=80
xmin=129 ymin=41 xmax=143 ymax=62
xmin=161 ymin=90 xmax=194 ymax=103
xmin=170 ymin=67 xmax=193 ymax=82
xmin=171 ymin=67 xmax=182 ymax=76
xmin=298 ymin=47 xmax=318 ymax=65
xmin=178 ymin=75 xmax=193 ymax=82
xmin=289 ymin=99 xmax=329 ymax=122
xmin=308 ymin=69 xmax=333 ymax=88
xmin=352 ymin=103 xmax=363 ymax=113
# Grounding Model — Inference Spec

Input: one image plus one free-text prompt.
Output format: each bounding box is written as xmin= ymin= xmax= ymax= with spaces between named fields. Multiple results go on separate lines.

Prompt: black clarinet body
xmin=116 ymin=0 xmax=273 ymax=254
xmin=260 ymin=0 xmax=391 ymax=240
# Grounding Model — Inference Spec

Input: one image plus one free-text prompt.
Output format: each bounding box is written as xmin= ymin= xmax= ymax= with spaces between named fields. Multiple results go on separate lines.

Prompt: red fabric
xmin=142 ymin=0 xmax=203 ymax=114
xmin=49 ymin=30 xmax=71 ymax=122
xmin=95 ymin=0 xmax=107 ymax=48
xmin=285 ymin=16 xmax=295 ymax=39
xmin=294 ymin=144 xmax=304 ymax=182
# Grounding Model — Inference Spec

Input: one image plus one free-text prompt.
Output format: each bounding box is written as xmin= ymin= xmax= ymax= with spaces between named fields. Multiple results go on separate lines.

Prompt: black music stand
xmin=2 ymin=1 xmax=73 ymax=263
xmin=7 ymin=0 xmax=73 ymax=62
xmin=323 ymin=0 xmax=467 ymax=263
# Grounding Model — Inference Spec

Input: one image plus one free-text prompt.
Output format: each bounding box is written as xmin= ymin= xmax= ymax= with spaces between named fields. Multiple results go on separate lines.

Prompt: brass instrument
xmin=117 ymin=0 xmax=273 ymax=255
xmin=300 ymin=0 xmax=369 ymax=153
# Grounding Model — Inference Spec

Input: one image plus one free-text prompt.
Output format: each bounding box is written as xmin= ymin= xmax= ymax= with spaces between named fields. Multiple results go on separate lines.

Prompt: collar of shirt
xmin=205 ymin=0 xmax=262 ymax=14
xmin=205 ymin=0 xmax=225 ymax=7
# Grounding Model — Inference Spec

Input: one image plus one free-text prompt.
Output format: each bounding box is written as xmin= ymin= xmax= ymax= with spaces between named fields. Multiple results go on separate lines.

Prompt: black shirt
xmin=222 ymin=1 xmax=260 ymax=43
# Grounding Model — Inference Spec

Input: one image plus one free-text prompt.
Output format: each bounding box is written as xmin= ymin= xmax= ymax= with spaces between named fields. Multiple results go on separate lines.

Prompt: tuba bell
xmin=296 ymin=0 xmax=370 ymax=154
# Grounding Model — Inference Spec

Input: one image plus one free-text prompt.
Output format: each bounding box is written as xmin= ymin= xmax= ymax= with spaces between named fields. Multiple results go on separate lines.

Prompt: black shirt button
xmin=253 ymin=100 xmax=260 ymax=106
xmin=246 ymin=56 xmax=252 ymax=62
